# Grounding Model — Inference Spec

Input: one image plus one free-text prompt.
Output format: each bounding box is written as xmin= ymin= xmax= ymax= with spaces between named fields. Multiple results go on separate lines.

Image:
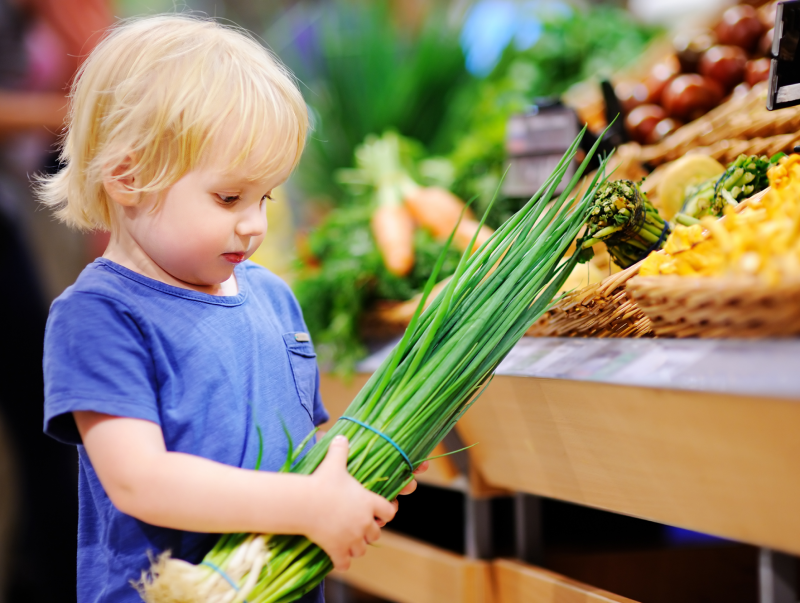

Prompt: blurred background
xmin=0 ymin=1 xmax=787 ymax=602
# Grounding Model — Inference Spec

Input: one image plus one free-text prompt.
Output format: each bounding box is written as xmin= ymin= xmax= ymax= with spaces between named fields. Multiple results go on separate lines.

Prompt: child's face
xmin=112 ymin=140 xmax=291 ymax=292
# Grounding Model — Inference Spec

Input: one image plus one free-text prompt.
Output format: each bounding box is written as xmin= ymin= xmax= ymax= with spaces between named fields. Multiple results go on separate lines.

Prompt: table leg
xmin=514 ymin=492 xmax=543 ymax=566
xmin=465 ymin=494 xmax=493 ymax=559
xmin=760 ymin=548 xmax=798 ymax=603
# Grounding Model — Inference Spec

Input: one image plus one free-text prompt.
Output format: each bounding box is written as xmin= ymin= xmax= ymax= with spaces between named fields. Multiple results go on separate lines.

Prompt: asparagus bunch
xmin=679 ymin=154 xmax=781 ymax=222
xmin=579 ymin=180 xmax=670 ymax=268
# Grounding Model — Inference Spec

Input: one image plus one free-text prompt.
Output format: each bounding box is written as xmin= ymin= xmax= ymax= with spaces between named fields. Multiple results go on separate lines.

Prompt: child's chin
xmin=176 ymin=267 xmax=233 ymax=289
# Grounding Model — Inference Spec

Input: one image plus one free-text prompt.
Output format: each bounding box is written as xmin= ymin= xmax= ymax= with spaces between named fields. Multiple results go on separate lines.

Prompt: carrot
xmin=371 ymin=203 xmax=415 ymax=276
xmin=455 ymin=218 xmax=494 ymax=255
xmin=403 ymin=185 xmax=493 ymax=254
xmin=402 ymin=186 xmax=475 ymax=238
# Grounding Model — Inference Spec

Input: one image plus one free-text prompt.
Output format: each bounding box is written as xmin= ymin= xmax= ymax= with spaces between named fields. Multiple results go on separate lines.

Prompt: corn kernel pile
xmin=640 ymin=155 xmax=800 ymax=284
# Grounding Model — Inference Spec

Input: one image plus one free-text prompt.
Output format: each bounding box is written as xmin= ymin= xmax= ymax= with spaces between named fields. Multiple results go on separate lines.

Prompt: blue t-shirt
xmin=43 ymin=259 xmax=329 ymax=603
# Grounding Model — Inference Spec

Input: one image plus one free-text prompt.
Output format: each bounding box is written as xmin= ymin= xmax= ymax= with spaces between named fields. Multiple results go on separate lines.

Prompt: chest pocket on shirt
xmin=282 ymin=332 xmax=317 ymax=420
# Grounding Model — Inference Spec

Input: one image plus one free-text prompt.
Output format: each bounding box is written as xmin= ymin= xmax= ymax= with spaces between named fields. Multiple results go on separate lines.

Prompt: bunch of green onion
xmin=579 ymin=180 xmax=669 ymax=269
xmin=137 ymin=127 xmax=612 ymax=603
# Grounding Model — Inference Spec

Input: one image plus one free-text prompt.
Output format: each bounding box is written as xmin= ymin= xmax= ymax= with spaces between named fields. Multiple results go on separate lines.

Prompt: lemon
xmin=656 ymin=154 xmax=725 ymax=220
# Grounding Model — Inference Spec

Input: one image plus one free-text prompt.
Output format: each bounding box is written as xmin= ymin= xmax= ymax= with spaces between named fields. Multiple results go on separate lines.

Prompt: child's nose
xmin=236 ymin=204 xmax=267 ymax=238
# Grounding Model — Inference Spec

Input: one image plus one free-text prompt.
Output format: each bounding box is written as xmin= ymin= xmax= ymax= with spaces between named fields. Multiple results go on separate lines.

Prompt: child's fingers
xmin=376 ymin=499 xmax=399 ymax=527
xmin=315 ymin=435 xmax=351 ymax=479
xmin=413 ymin=460 xmax=430 ymax=475
xmin=327 ymin=545 xmax=351 ymax=571
xmin=332 ymin=552 xmax=351 ymax=571
xmin=365 ymin=521 xmax=381 ymax=544
xmin=371 ymin=494 xmax=396 ymax=524
xmin=322 ymin=435 xmax=349 ymax=467
xmin=350 ymin=539 xmax=367 ymax=559
xmin=398 ymin=478 xmax=418 ymax=496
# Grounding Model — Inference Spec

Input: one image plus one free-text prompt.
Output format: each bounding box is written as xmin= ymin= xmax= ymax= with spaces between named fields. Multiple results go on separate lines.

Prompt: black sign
xmin=768 ymin=1 xmax=800 ymax=110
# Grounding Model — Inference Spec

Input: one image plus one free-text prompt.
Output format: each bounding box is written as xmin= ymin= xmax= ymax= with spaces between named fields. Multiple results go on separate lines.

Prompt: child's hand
xmin=400 ymin=461 xmax=429 ymax=496
xmin=376 ymin=460 xmax=430 ymax=526
xmin=308 ymin=436 xmax=396 ymax=571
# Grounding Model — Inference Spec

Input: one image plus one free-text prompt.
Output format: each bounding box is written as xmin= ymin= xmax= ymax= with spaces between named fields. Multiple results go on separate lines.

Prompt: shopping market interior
xmin=1 ymin=1 xmax=798 ymax=602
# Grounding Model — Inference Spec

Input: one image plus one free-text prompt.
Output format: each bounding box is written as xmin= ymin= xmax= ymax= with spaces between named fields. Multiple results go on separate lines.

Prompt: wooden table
xmin=320 ymin=337 xmax=800 ymax=602
xmin=455 ymin=338 xmax=800 ymax=556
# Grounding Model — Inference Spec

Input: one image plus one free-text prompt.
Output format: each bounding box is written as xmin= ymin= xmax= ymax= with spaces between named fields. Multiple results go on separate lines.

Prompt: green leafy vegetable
xmin=444 ymin=6 xmax=660 ymax=218
xmin=294 ymin=205 xmax=461 ymax=374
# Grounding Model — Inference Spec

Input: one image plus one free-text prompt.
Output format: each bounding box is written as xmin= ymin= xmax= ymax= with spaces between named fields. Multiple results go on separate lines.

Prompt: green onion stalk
xmin=137 ymin=126 xmax=613 ymax=603
xmin=676 ymin=153 xmax=782 ymax=225
xmin=579 ymin=180 xmax=669 ymax=269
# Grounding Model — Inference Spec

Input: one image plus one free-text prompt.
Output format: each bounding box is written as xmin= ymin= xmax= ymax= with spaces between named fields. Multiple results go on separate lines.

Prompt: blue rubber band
xmin=636 ymin=220 xmax=670 ymax=263
xmin=200 ymin=561 xmax=247 ymax=601
xmin=339 ymin=416 xmax=414 ymax=471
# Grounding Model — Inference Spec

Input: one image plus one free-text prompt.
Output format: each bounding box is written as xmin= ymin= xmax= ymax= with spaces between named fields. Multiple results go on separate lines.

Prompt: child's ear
xmin=103 ymin=157 xmax=139 ymax=207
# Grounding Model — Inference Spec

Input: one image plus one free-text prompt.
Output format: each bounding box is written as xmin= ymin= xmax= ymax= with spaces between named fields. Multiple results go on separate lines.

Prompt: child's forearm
xmin=75 ymin=411 xmax=320 ymax=536
xmin=76 ymin=411 xmax=401 ymax=570
xmin=124 ymin=452 xmax=319 ymax=535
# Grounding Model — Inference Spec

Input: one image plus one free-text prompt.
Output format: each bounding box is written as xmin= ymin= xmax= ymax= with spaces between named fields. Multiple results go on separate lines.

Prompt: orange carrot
xmin=371 ymin=203 xmax=415 ymax=276
xmin=402 ymin=186 xmax=475 ymax=238
xmin=403 ymin=185 xmax=493 ymax=254
xmin=455 ymin=218 xmax=494 ymax=255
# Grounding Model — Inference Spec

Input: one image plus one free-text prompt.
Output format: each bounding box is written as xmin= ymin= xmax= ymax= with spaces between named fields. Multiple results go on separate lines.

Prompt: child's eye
xmin=217 ymin=194 xmax=240 ymax=204
xmin=262 ymin=194 xmax=274 ymax=203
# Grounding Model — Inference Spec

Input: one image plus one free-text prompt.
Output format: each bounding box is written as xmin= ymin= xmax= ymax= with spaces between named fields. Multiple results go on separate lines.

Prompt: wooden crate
xmin=493 ymin=559 xmax=638 ymax=603
xmin=456 ymin=376 xmax=800 ymax=555
xmin=331 ymin=530 xmax=493 ymax=603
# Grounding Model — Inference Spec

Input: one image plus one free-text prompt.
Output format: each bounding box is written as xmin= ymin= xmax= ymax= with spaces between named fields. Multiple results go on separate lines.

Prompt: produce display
xmin=337 ymin=131 xmax=494 ymax=277
xmin=617 ymin=3 xmax=773 ymax=146
xmin=637 ymin=81 xmax=800 ymax=167
xmin=290 ymin=4 xmax=658 ymax=371
xmin=613 ymin=152 xmax=800 ymax=338
xmin=675 ymin=153 xmax=780 ymax=222
xmin=579 ymin=180 xmax=670 ymax=269
xmin=448 ymin=7 xmax=659 ymax=211
xmin=140 ymin=129 xmax=614 ymax=603
xmin=294 ymin=204 xmax=461 ymax=372
xmin=526 ymin=261 xmax=652 ymax=339
xmin=283 ymin=0 xmax=797 ymax=369
xmin=655 ymin=154 xmax=726 ymax=219
xmin=282 ymin=1 xmax=470 ymax=207
xmin=640 ymin=155 xmax=800 ymax=282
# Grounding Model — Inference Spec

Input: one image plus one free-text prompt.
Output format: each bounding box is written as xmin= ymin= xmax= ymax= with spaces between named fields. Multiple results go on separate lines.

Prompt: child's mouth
xmin=222 ymin=252 xmax=245 ymax=264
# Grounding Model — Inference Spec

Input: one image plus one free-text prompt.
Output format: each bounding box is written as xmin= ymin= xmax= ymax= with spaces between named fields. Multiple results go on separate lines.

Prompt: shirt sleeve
xmin=43 ymin=291 xmax=160 ymax=445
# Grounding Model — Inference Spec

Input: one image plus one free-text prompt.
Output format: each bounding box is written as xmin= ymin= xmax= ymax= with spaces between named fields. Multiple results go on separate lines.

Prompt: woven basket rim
xmin=629 ymin=275 xmax=800 ymax=291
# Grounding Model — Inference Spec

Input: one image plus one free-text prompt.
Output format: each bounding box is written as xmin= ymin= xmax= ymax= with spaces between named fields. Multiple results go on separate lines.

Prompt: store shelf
xmin=330 ymin=530 xmax=493 ymax=603
xmin=456 ymin=374 xmax=800 ymax=556
xmin=492 ymin=338 xmax=800 ymax=400
xmin=492 ymin=558 xmax=639 ymax=603
xmin=323 ymin=337 xmax=800 ymax=555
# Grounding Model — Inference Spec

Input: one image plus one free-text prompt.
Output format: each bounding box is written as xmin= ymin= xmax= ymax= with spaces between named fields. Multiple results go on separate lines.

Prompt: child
xmin=39 ymin=15 xmax=424 ymax=603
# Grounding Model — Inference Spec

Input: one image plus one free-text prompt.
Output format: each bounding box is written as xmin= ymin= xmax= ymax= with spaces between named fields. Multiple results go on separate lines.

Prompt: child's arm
xmin=75 ymin=411 xmax=396 ymax=570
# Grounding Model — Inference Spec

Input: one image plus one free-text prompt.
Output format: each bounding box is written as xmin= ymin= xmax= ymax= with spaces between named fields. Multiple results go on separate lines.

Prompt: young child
xmin=39 ymin=15 xmax=424 ymax=603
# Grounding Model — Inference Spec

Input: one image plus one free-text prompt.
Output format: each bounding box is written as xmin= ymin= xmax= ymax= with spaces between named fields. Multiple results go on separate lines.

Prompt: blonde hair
xmin=38 ymin=14 xmax=309 ymax=231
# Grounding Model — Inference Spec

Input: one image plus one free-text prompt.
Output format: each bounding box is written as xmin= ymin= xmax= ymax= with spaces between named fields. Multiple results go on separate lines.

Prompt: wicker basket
xmin=626 ymin=276 xmax=800 ymax=338
xmin=526 ymin=261 xmax=653 ymax=338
